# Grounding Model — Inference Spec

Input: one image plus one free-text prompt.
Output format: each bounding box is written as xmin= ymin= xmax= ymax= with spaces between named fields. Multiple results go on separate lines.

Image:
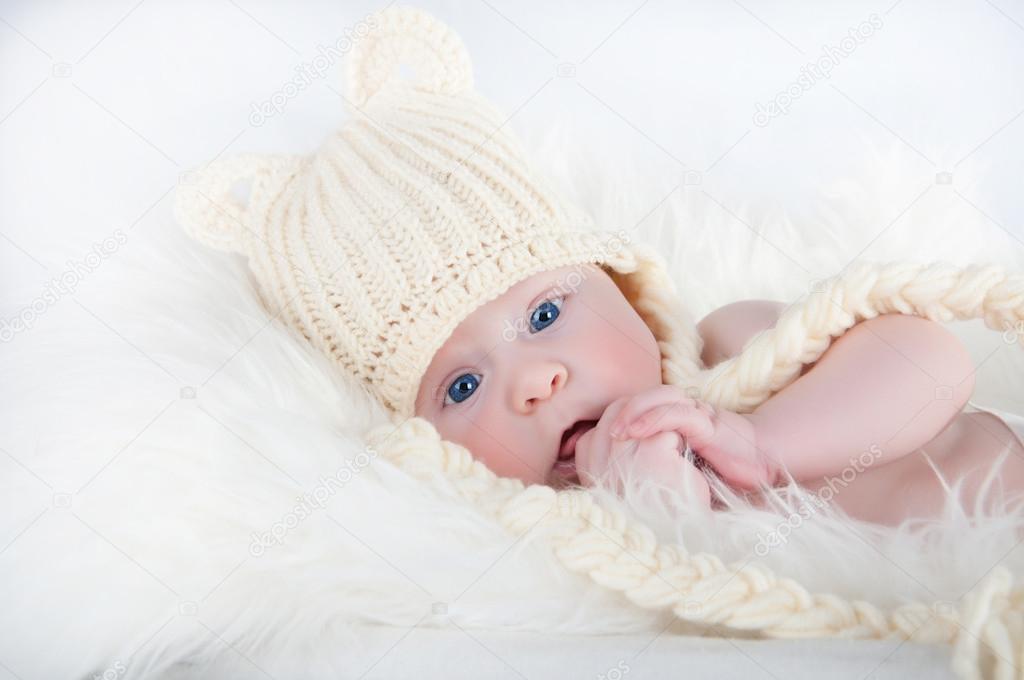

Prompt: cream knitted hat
xmin=174 ymin=6 xmax=704 ymax=421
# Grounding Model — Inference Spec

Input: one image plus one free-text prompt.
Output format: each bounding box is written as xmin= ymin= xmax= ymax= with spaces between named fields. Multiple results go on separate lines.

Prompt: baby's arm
xmin=611 ymin=302 xmax=979 ymax=491
xmin=742 ymin=312 xmax=976 ymax=482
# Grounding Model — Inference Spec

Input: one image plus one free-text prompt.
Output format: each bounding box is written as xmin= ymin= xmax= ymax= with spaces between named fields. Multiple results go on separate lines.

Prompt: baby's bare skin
xmin=707 ymin=303 xmax=1024 ymax=525
xmin=413 ymin=263 xmax=1023 ymax=527
xmin=801 ymin=410 xmax=1024 ymax=525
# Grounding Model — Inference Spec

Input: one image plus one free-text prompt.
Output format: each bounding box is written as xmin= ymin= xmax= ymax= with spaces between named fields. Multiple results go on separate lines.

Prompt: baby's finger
xmin=625 ymin=402 xmax=715 ymax=446
xmin=574 ymin=397 xmax=635 ymax=485
xmin=629 ymin=432 xmax=713 ymax=508
xmin=610 ymin=385 xmax=695 ymax=438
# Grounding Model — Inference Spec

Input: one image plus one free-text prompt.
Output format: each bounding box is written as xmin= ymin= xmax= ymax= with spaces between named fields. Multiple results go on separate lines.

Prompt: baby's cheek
xmin=475 ymin=423 xmax=547 ymax=484
xmin=585 ymin=328 xmax=661 ymax=391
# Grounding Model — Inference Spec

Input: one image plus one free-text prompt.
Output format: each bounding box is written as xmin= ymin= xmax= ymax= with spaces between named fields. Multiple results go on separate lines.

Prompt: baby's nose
xmin=514 ymin=362 xmax=568 ymax=413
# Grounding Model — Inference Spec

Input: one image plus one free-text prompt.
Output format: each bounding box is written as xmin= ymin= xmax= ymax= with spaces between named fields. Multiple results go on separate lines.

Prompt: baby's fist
xmin=573 ymin=398 xmax=711 ymax=507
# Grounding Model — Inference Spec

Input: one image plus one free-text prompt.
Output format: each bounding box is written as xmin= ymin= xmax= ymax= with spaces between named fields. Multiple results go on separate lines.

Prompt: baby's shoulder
xmin=696 ymin=299 xmax=787 ymax=368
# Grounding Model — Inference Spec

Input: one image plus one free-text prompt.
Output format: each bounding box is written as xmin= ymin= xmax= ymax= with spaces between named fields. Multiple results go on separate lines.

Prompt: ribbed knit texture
xmin=174 ymin=6 xmax=703 ymax=420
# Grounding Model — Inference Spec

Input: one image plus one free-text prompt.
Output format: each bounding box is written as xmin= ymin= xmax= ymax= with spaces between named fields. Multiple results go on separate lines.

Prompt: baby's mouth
xmin=559 ymin=419 xmax=598 ymax=458
xmin=552 ymin=419 xmax=598 ymax=482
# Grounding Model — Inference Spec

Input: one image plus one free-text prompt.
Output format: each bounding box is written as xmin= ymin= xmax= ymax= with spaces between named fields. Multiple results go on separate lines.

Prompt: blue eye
xmin=441 ymin=296 xmax=566 ymax=408
xmin=445 ymin=373 xmax=481 ymax=405
xmin=529 ymin=297 xmax=563 ymax=333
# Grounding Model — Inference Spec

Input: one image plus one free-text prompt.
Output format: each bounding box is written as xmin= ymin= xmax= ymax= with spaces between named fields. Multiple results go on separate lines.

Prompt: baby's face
xmin=414 ymin=263 xmax=663 ymax=487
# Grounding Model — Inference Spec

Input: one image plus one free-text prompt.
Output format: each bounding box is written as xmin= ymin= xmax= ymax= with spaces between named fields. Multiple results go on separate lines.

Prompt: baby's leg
xmin=800 ymin=411 xmax=1024 ymax=524
xmin=897 ymin=411 xmax=1024 ymax=516
xmin=953 ymin=412 xmax=1024 ymax=503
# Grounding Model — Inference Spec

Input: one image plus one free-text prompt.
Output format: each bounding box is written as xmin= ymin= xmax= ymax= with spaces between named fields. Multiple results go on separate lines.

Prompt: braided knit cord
xmin=367 ymin=259 xmax=1024 ymax=680
xmin=697 ymin=260 xmax=1024 ymax=415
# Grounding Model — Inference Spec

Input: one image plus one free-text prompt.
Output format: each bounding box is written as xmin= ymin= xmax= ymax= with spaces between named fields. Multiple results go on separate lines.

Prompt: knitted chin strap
xmin=367 ymin=259 xmax=1024 ymax=680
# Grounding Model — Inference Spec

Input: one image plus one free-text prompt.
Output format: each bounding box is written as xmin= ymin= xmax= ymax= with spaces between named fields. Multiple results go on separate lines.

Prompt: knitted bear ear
xmin=174 ymin=153 xmax=301 ymax=254
xmin=345 ymin=6 xmax=474 ymax=109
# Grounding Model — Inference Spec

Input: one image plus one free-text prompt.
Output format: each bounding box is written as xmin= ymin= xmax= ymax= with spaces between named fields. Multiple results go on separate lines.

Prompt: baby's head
xmin=175 ymin=8 xmax=707 ymax=490
xmin=413 ymin=262 xmax=662 ymax=488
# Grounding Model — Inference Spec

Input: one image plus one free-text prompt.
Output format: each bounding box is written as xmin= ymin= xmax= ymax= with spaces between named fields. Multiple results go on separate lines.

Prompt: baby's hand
xmin=607 ymin=385 xmax=782 ymax=491
xmin=573 ymin=396 xmax=712 ymax=507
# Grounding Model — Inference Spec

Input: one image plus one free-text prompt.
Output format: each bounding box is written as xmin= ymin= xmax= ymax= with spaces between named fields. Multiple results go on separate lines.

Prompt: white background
xmin=2 ymin=0 xmax=1023 ymax=295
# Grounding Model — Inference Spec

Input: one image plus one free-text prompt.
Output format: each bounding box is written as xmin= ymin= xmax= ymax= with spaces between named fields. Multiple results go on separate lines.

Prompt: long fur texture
xmin=3 ymin=125 xmax=1024 ymax=678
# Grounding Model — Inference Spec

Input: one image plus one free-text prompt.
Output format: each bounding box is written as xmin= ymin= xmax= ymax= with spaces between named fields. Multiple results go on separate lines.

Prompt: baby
xmin=414 ymin=262 xmax=1024 ymax=526
xmin=176 ymin=7 xmax=1024 ymax=529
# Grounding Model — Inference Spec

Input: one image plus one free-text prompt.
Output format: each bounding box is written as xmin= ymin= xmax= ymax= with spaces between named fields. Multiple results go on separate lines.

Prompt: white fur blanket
xmin=2 ymin=132 xmax=1023 ymax=678
xmin=4 ymin=1 xmax=1024 ymax=677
